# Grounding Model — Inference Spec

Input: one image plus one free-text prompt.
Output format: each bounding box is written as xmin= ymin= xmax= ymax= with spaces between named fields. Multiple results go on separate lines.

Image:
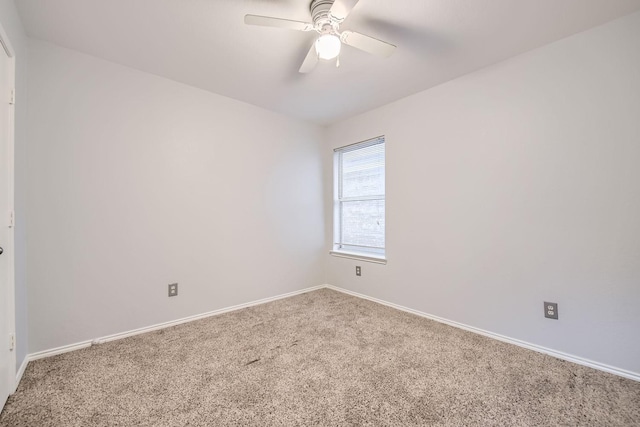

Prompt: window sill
xmin=329 ymin=250 xmax=387 ymax=265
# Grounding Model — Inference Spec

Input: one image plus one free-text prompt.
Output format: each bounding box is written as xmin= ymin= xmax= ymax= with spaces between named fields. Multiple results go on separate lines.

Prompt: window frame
xmin=331 ymin=136 xmax=387 ymax=264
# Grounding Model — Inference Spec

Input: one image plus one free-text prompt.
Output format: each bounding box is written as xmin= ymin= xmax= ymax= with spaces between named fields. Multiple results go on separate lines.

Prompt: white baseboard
xmin=326 ymin=285 xmax=640 ymax=382
xmin=26 ymin=285 xmax=325 ymax=364
xmin=13 ymin=357 xmax=29 ymax=393
xmin=28 ymin=341 xmax=93 ymax=362
xmin=19 ymin=283 xmax=638 ymax=392
xmin=92 ymin=285 xmax=325 ymax=345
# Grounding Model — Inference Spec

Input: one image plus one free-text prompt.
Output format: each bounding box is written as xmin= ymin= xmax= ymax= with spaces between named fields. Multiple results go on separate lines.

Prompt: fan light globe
xmin=315 ymin=34 xmax=341 ymax=60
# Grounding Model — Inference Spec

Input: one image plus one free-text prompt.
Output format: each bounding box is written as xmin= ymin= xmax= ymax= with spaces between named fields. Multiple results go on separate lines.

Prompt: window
xmin=332 ymin=136 xmax=385 ymax=262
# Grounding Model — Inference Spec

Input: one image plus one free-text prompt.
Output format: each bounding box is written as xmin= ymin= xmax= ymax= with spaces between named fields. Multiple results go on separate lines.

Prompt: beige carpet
xmin=1 ymin=288 xmax=639 ymax=426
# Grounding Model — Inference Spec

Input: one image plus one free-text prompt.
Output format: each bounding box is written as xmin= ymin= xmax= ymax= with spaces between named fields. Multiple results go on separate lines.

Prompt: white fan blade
xmin=299 ymin=43 xmax=319 ymax=73
xmin=244 ymin=15 xmax=314 ymax=31
xmin=329 ymin=0 xmax=360 ymax=22
xmin=340 ymin=30 xmax=396 ymax=57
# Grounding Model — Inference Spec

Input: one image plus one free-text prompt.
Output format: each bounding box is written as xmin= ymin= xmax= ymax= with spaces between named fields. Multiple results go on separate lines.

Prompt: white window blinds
xmin=334 ymin=136 xmax=385 ymax=257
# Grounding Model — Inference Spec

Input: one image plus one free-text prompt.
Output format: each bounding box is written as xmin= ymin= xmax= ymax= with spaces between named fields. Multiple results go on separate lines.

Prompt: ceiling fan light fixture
xmin=245 ymin=0 xmax=397 ymax=73
xmin=315 ymin=34 xmax=341 ymax=60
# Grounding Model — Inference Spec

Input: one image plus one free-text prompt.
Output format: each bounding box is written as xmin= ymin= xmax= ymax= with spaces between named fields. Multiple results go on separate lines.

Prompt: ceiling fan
xmin=244 ymin=0 xmax=396 ymax=73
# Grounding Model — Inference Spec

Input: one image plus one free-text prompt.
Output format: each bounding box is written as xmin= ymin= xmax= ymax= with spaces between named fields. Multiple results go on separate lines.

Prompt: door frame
xmin=0 ymin=20 xmax=17 ymax=395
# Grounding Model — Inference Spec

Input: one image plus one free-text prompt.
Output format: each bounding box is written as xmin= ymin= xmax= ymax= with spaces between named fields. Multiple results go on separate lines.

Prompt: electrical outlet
xmin=544 ymin=302 xmax=558 ymax=319
xmin=168 ymin=283 xmax=178 ymax=297
xmin=356 ymin=266 xmax=361 ymax=276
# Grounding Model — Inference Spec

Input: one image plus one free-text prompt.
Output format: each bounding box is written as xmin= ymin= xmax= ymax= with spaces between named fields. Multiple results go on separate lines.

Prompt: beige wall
xmin=325 ymin=11 xmax=640 ymax=375
xmin=26 ymin=41 xmax=326 ymax=352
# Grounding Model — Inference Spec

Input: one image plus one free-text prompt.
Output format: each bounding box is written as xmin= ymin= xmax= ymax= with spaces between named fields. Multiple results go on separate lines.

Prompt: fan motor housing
xmin=310 ymin=0 xmax=336 ymax=29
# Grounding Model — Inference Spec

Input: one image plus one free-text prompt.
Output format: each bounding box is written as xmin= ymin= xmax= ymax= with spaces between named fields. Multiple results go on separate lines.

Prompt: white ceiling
xmin=15 ymin=0 xmax=640 ymax=125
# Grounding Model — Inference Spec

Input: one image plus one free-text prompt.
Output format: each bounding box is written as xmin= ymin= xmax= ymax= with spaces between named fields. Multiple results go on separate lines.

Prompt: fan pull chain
xmin=336 ymin=55 xmax=340 ymax=68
